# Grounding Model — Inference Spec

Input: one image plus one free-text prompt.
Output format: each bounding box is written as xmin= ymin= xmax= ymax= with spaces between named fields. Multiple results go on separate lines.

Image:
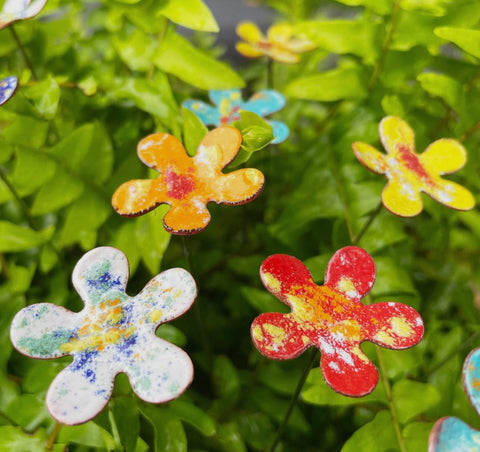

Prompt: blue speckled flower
xmin=0 ymin=0 xmax=47 ymax=29
xmin=183 ymin=89 xmax=289 ymax=144
xmin=10 ymin=247 xmax=197 ymax=425
xmin=0 ymin=76 xmax=18 ymax=106
xmin=429 ymin=347 xmax=480 ymax=451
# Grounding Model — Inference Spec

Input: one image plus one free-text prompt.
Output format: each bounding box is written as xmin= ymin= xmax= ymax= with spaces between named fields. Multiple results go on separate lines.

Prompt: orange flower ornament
xmin=112 ymin=127 xmax=265 ymax=235
xmin=236 ymin=22 xmax=316 ymax=64
xmin=352 ymin=116 xmax=475 ymax=217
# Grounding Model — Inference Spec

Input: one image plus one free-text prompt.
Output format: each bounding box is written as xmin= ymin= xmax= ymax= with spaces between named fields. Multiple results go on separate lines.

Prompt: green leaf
xmin=112 ymin=222 xmax=141 ymax=275
xmin=240 ymin=286 xmax=289 ymax=313
xmin=5 ymin=394 xmax=50 ymax=432
xmin=284 ymin=66 xmax=368 ymax=101
xmin=302 ymin=368 xmax=387 ymax=406
xmin=23 ymin=76 xmax=60 ymax=120
xmin=169 ymin=400 xmax=217 ymax=436
xmin=158 ymin=0 xmax=219 ymax=32
xmin=154 ymin=29 xmax=244 ymax=90
xmin=403 ymin=422 xmax=435 ymax=451
xmin=215 ymin=422 xmax=247 ymax=452
xmin=156 ymin=324 xmax=187 ymax=347
xmin=298 ymin=19 xmax=382 ymax=63
xmin=112 ymin=397 xmax=139 ymax=452
xmin=58 ymin=422 xmax=115 ymax=449
xmin=0 ymin=222 xmax=53 ymax=252
xmin=417 ymin=72 xmax=466 ymax=113
xmin=182 ymin=106 xmax=208 ymax=156
xmin=392 ymin=380 xmax=441 ymax=423
xmin=435 ymin=26 xmax=480 ymax=59
xmin=113 ymin=30 xmax=157 ymax=72
xmin=333 ymin=0 xmax=394 ymax=15
xmin=213 ymin=355 xmax=240 ymax=403
xmin=341 ymin=410 xmax=397 ymax=452
xmin=3 ymin=115 xmax=49 ymax=148
xmin=0 ymin=426 xmax=50 ymax=452
xmin=370 ymin=256 xmax=418 ymax=299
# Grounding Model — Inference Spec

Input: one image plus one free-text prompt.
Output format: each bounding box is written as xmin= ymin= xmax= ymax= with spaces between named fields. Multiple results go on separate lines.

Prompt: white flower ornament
xmin=0 ymin=0 xmax=47 ymax=29
xmin=10 ymin=247 xmax=197 ymax=425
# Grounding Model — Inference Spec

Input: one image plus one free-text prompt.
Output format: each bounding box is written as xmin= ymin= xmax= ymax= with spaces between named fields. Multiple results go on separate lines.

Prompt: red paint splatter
xmin=164 ymin=167 xmax=195 ymax=200
xmin=220 ymin=105 xmax=241 ymax=125
xmin=397 ymin=145 xmax=432 ymax=182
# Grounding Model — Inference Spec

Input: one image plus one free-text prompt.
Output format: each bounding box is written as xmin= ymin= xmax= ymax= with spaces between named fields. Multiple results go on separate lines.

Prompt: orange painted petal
xmin=196 ymin=127 xmax=242 ymax=168
xmin=352 ymin=142 xmax=387 ymax=175
xmin=424 ymin=179 xmax=476 ymax=212
xmin=379 ymin=116 xmax=416 ymax=155
xmin=112 ymin=179 xmax=165 ymax=216
xmin=213 ymin=169 xmax=265 ymax=205
xmin=235 ymin=42 xmax=264 ymax=58
xmin=162 ymin=200 xmax=211 ymax=235
xmin=419 ymin=138 xmax=467 ymax=175
xmin=137 ymin=133 xmax=190 ymax=171
xmin=236 ymin=21 xmax=263 ymax=43
xmin=381 ymin=178 xmax=423 ymax=217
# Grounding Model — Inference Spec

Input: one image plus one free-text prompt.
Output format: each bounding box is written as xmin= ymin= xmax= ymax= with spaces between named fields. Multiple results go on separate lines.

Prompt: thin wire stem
xmin=45 ymin=423 xmax=62 ymax=450
xmin=267 ymin=348 xmax=318 ymax=452
xmin=267 ymin=58 xmax=274 ymax=90
xmin=352 ymin=202 xmax=383 ymax=246
xmin=9 ymin=25 xmax=38 ymax=79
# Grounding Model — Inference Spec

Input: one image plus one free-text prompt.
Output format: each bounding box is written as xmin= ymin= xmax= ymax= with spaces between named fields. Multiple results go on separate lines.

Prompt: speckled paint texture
xmin=10 ymin=246 xmax=197 ymax=425
xmin=251 ymin=246 xmax=424 ymax=397
xmin=183 ymin=89 xmax=289 ymax=144
xmin=0 ymin=0 xmax=47 ymax=29
xmin=353 ymin=116 xmax=475 ymax=217
xmin=112 ymin=127 xmax=265 ymax=235
xmin=236 ymin=22 xmax=316 ymax=63
xmin=0 ymin=76 xmax=18 ymax=106
xmin=429 ymin=348 xmax=480 ymax=451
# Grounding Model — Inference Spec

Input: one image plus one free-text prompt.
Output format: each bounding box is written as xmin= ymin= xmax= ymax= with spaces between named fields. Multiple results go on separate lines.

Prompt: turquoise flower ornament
xmin=183 ymin=89 xmax=289 ymax=144
xmin=10 ymin=247 xmax=197 ymax=425
xmin=429 ymin=347 xmax=480 ymax=451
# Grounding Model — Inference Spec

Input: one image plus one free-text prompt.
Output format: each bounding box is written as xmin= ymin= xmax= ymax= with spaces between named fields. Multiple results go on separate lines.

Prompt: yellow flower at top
xmin=235 ymin=21 xmax=316 ymax=64
xmin=352 ymin=116 xmax=475 ymax=217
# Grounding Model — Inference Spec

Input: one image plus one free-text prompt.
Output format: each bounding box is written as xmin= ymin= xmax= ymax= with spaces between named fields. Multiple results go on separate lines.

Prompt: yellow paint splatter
xmin=390 ymin=316 xmax=413 ymax=338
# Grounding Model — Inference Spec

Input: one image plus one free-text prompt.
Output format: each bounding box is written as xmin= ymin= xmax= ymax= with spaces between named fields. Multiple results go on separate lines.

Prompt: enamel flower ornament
xmin=182 ymin=89 xmax=289 ymax=144
xmin=10 ymin=247 xmax=197 ymax=425
xmin=112 ymin=127 xmax=265 ymax=235
xmin=236 ymin=22 xmax=316 ymax=63
xmin=353 ymin=116 xmax=475 ymax=217
xmin=0 ymin=76 xmax=18 ymax=106
xmin=251 ymin=246 xmax=424 ymax=396
xmin=0 ymin=0 xmax=47 ymax=29
xmin=429 ymin=347 xmax=480 ymax=451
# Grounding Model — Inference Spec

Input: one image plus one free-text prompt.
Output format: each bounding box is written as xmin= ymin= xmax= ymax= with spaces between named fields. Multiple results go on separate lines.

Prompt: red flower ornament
xmin=251 ymin=247 xmax=424 ymax=397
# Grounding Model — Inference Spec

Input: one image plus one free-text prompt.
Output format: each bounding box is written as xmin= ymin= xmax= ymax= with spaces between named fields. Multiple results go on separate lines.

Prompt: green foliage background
xmin=1 ymin=0 xmax=480 ymax=450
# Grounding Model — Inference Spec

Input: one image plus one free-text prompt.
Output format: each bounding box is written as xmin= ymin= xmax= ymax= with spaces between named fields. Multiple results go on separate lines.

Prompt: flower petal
xmin=320 ymin=344 xmax=378 ymax=396
xmin=212 ymin=169 xmax=265 ymax=205
xmin=463 ymin=348 xmax=480 ymax=415
xmin=135 ymin=268 xmax=197 ymax=327
xmin=235 ymin=42 xmax=265 ymax=58
xmin=381 ymin=178 xmax=423 ymax=217
xmin=419 ymin=138 xmax=467 ymax=175
xmin=195 ymin=127 xmax=242 ymax=168
xmin=244 ymin=90 xmax=286 ymax=116
xmin=112 ymin=179 xmax=166 ymax=217
xmin=236 ymin=21 xmax=263 ymax=43
xmin=72 ymin=247 xmax=129 ymax=307
xmin=352 ymin=142 xmax=387 ymax=175
xmin=267 ymin=23 xmax=294 ymax=44
xmin=0 ymin=76 xmax=18 ymax=106
xmin=10 ymin=303 xmax=77 ymax=359
xmin=269 ymin=49 xmax=300 ymax=64
xmin=21 ymin=0 xmax=47 ymax=19
xmin=284 ymin=38 xmax=317 ymax=53
xmin=429 ymin=417 xmax=480 ymax=452
xmin=379 ymin=116 xmax=416 ymax=154
xmin=209 ymin=89 xmax=243 ymax=109
xmin=251 ymin=313 xmax=310 ymax=359
xmin=182 ymin=100 xmax=220 ymax=126
xmin=125 ymin=337 xmax=193 ymax=403
xmin=162 ymin=201 xmax=211 ymax=235
xmin=268 ymin=120 xmax=290 ymax=144
xmin=47 ymin=356 xmax=115 ymax=425
xmin=363 ymin=302 xmax=424 ymax=349
xmin=260 ymin=254 xmax=314 ymax=306
xmin=137 ymin=133 xmax=191 ymax=172
xmin=423 ymin=178 xmax=475 ymax=211
xmin=324 ymin=246 xmax=376 ymax=301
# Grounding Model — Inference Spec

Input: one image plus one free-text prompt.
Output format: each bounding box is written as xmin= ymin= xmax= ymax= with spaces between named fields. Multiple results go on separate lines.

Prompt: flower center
xmin=164 ymin=167 xmax=196 ymax=200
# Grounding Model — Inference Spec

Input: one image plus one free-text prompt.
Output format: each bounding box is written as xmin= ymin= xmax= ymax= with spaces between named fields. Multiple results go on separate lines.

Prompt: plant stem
xmin=181 ymin=236 xmax=212 ymax=366
xmin=45 ymin=422 xmax=62 ymax=450
xmin=108 ymin=408 xmax=123 ymax=452
xmin=352 ymin=202 xmax=383 ymax=246
xmin=9 ymin=25 xmax=38 ymax=79
xmin=267 ymin=348 xmax=318 ymax=452
xmin=267 ymin=58 xmax=274 ymax=90
xmin=368 ymin=0 xmax=401 ymax=91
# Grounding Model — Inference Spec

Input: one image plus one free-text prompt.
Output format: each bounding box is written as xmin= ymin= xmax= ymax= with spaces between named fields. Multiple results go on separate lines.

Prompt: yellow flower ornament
xmin=352 ymin=116 xmax=475 ymax=217
xmin=235 ymin=22 xmax=316 ymax=64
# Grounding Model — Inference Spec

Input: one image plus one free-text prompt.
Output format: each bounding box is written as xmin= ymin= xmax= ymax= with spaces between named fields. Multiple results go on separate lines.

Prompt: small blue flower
xmin=0 ymin=76 xmax=18 ymax=106
xmin=429 ymin=347 xmax=480 ymax=451
xmin=183 ymin=89 xmax=289 ymax=144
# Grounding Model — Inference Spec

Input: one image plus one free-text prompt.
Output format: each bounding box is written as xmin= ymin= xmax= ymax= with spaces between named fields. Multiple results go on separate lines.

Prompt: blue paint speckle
xmin=87 ymin=271 xmax=122 ymax=292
